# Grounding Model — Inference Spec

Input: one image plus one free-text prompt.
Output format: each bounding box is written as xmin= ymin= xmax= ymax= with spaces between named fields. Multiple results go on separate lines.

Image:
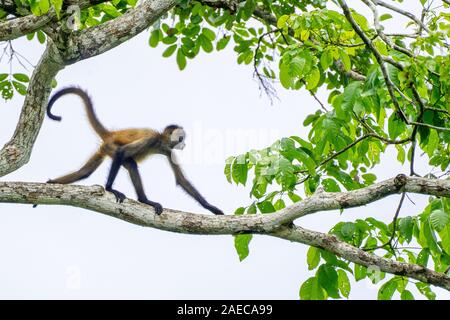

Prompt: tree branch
xmin=1 ymin=175 xmax=448 ymax=232
xmin=0 ymin=175 xmax=449 ymax=291
xmin=0 ymin=9 xmax=55 ymax=41
xmin=0 ymin=40 xmax=64 ymax=177
xmin=0 ymin=0 xmax=110 ymax=41
xmin=62 ymin=0 xmax=177 ymax=63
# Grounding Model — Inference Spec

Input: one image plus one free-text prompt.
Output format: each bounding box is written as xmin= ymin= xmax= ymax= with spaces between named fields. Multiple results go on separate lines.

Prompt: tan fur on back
xmin=100 ymin=129 xmax=161 ymax=160
xmin=105 ymin=129 xmax=159 ymax=145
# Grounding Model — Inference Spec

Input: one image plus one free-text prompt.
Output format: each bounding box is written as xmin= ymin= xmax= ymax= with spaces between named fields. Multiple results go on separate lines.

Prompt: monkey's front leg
xmin=105 ymin=150 xmax=127 ymax=203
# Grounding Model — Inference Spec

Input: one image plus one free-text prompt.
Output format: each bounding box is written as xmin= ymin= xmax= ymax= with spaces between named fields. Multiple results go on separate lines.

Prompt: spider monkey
xmin=45 ymin=86 xmax=224 ymax=216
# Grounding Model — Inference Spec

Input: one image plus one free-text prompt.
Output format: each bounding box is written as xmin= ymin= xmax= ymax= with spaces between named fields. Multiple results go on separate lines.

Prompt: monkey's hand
xmin=205 ymin=204 xmax=224 ymax=215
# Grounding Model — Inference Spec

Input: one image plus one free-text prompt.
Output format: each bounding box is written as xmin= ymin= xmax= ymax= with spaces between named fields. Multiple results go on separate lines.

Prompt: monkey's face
xmin=170 ymin=128 xmax=186 ymax=150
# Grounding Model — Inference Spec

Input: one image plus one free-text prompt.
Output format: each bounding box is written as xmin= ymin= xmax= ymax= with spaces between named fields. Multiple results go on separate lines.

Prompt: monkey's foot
xmin=106 ymin=188 xmax=126 ymax=203
xmin=138 ymin=198 xmax=163 ymax=215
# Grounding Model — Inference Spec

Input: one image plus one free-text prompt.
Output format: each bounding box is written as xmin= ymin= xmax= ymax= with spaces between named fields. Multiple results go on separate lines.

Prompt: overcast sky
xmin=0 ymin=1 xmax=448 ymax=299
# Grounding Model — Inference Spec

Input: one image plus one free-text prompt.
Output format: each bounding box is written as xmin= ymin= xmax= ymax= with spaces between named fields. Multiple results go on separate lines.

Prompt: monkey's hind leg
xmin=105 ymin=150 xmax=127 ymax=203
xmin=47 ymin=151 xmax=104 ymax=184
xmin=124 ymin=159 xmax=163 ymax=215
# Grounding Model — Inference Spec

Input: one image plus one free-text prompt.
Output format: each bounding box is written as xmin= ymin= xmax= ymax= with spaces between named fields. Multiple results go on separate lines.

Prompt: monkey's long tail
xmin=47 ymin=86 xmax=110 ymax=139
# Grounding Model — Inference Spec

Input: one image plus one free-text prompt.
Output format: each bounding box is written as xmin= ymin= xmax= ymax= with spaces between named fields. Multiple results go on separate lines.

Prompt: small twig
xmin=364 ymin=191 xmax=407 ymax=253
xmin=405 ymin=193 xmax=416 ymax=205
xmin=295 ymin=133 xmax=411 ymax=176
xmin=300 ymin=79 xmax=328 ymax=112
xmin=371 ymin=0 xmax=431 ymax=33
xmin=253 ymin=28 xmax=280 ymax=103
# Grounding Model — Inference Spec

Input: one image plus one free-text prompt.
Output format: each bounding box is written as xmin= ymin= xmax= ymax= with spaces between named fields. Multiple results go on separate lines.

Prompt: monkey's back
xmin=107 ymin=129 xmax=159 ymax=145
xmin=101 ymin=128 xmax=161 ymax=161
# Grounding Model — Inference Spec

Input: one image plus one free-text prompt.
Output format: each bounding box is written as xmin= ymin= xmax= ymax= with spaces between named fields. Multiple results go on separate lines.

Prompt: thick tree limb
xmin=0 ymin=9 xmax=55 ymax=41
xmin=62 ymin=0 xmax=177 ymax=63
xmin=1 ymin=175 xmax=449 ymax=232
xmin=0 ymin=40 xmax=64 ymax=177
xmin=0 ymin=175 xmax=449 ymax=291
xmin=0 ymin=0 xmax=110 ymax=41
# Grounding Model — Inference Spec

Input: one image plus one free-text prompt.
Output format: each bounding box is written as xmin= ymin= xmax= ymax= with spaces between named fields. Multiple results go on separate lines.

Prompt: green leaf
xmin=299 ymin=277 xmax=325 ymax=300
xmin=13 ymin=73 xmax=29 ymax=83
xmin=430 ymin=209 xmax=448 ymax=232
xmin=149 ymin=29 xmax=161 ymax=48
xmin=400 ymin=290 xmax=414 ymax=300
xmin=216 ymin=36 xmax=230 ymax=51
xmin=354 ymin=264 xmax=367 ymax=281
xmin=256 ymin=201 xmax=275 ymax=213
xmin=340 ymin=81 xmax=362 ymax=119
xmin=341 ymin=222 xmax=356 ymax=239
xmin=388 ymin=112 xmax=406 ymax=140
xmin=274 ymin=199 xmax=285 ymax=210
xmin=0 ymin=74 xmax=8 ymax=81
xmin=439 ymin=224 xmax=450 ymax=253
xmin=337 ymin=269 xmax=351 ymax=298
xmin=378 ymin=279 xmax=397 ymax=300
xmin=321 ymin=178 xmax=341 ymax=192
xmin=366 ymin=217 xmax=388 ymax=234
xmin=352 ymin=12 xmax=369 ymax=31
xmin=320 ymin=49 xmax=333 ymax=70
xmin=199 ymin=34 xmax=213 ymax=53
xmin=162 ymin=36 xmax=177 ymax=45
xmin=37 ymin=30 xmax=46 ymax=44
xmin=162 ymin=44 xmax=177 ymax=58
xmin=423 ymin=219 xmax=441 ymax=254
xmin=232 ymin=154 xmax=247 ymax=185
xmin=380 ymin=13 xmax=393 ymax=21
xmin=307 ymin=246 xmax=320 ymax=270
xmin=415 ymin=282 xmax=436 ymax=300
xmin=0 ymin=81 xmax=13 ymax=100
xmin=224 ymin=157 xmax=233 ymax=183
xmin=305 ymin=67 xmax=320 ymax=90
xmin=417 ymin=248 xmax=430 ymax=267
xmin=12 ymin=81 xmax=27 ymax=95
xmin=399 ymin=216 xmax=413 ymax=242
xmin=39 ymin=0 xmax=50 ymax=14
xmin=176 ymin=49 xmax=187 ymax=70
xmin=234 ymin=234 xmax=252 ymax=261
xmin=50 ymin=0 xmax=62 ymax=18
xmin=317 ymin=264 xmax=340 ymax=299
xmin=288 ymin=192 xmax=302 ymax=203
xmin=201 ymin=28 xmax=216 ymax=41
xmin=277 ymin=15 xmax=289 ymax=29
xmin=338 ymin=49 xmax=351 ymax=71
xmin=234 ymin=207 xmax=245 ymax=216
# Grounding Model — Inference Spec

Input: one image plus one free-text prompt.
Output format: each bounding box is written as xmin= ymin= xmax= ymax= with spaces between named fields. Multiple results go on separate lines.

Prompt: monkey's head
xmin=163 ymin=124 xmax=186 ymax=150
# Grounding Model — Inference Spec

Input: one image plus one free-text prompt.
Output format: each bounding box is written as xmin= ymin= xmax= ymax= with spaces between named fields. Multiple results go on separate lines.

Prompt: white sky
xmin=0 ymin=0 xmax=448 ymax=299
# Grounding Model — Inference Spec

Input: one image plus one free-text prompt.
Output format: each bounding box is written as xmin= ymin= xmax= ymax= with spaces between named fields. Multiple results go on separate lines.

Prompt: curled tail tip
xmin=47 ymin=112 xmax=62 ymax=121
